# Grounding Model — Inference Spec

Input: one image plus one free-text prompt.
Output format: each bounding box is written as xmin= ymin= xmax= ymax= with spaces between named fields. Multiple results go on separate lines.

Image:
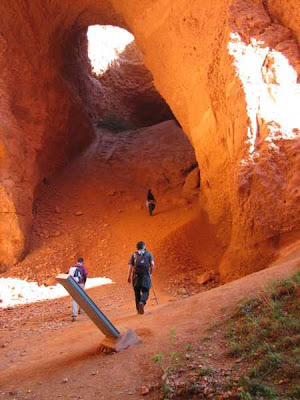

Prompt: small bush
xmin=162 ymin=383 xmax=171 ymax=398
xmin=239 ymin=299 xmax=262 ymax=315
xmin=185 ymin=343 xmax=193 ymax=351
xmin=198 ymin=365 xmax=213 ymax=376
xmin=225 ymin=271 xmax=300 ymax=397
xmin=239 ymin=377 xmax=277 ymax=399
xmin=152 ymin=352 xmax=164 ymax=363
xmin=169 ymin=327 xmax=177 ymax=346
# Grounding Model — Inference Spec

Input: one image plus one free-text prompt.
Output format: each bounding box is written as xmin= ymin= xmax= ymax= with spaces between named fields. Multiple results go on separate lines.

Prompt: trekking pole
xmin=149 ymin=274 xmax=159 ymax=304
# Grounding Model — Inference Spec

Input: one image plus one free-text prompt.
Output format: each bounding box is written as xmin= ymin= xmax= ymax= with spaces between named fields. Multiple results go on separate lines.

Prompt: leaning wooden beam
xmin=56 ymin=274 xmax=141 ymax=352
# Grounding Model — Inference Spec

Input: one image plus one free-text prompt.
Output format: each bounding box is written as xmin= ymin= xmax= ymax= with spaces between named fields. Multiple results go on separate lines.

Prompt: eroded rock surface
xmin=1 ymin=0 xmax=300 ymax=281
xmin=91 ymin=39 xmax=174 ymax=128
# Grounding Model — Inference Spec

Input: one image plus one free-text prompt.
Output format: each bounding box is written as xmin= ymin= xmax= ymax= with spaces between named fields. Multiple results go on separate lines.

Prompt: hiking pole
xmin=149 ymin=274 xmax=159 ymax=304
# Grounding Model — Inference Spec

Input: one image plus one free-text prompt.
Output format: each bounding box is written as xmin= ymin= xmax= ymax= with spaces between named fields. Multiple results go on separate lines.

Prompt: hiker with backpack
xmin=127 ymin=241 xmax=154 ymax=314
xmin=67 ymin=257 xmax=88 ymax=322
xmin=146 ymin=189 xmax=156 ymax=216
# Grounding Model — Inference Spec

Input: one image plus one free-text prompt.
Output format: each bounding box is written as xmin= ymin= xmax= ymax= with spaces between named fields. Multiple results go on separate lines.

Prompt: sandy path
xmin=0 ymin=254 xmax=299 ymax=399
xmin=1 ymin=123 xmax=299 ymax=399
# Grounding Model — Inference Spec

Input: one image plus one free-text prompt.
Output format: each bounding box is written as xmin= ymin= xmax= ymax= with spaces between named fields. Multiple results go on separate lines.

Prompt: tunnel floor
xmin=1 ymin=122 xmax=299 ymax=399
xmin=0 ymin=120 xmax=229 ymax=399
xmin=4 ymin=119 xmax=219 ymax=294
xmin=0 ymin=249 xmax=298 ymax=399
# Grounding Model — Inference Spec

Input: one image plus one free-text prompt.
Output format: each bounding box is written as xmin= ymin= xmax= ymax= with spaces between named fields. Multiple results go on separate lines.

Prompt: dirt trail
xmin=5 ymin=121 xmax=202 ymax=287
xmin=1 ymin=254 xmax=299 ymax=399
xmin=1 ymin=122 xmax=299 ymax=399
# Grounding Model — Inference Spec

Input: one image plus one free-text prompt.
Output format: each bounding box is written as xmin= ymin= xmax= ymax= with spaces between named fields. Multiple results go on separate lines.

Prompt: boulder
xmin=196 ymin=270 xmax=214 ymax=285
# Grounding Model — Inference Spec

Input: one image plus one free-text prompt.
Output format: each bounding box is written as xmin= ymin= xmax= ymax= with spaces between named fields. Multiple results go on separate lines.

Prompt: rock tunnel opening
xmin=2 ymin=0 xmax=300 ymax=288
xmin=2 ymin=2 xmax=300 ymax=396
xmin=86 ymin=25 xmax=176 ymax=130
xmin=2 ymin=23 xmax=205 ymax=292
xmin=61 ymin=24 xmax=176 ymax=136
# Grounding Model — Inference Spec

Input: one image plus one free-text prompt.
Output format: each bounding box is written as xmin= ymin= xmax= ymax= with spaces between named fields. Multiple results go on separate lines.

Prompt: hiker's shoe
xmin=72 ymin=316 xmax=76 ymax=322
xmin=138 ymin=302 xmax=144 ymax=315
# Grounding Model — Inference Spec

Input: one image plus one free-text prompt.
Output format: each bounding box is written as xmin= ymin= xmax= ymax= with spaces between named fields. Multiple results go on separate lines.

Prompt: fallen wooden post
xmin=56 ymin=274 xmax=141 ymax=352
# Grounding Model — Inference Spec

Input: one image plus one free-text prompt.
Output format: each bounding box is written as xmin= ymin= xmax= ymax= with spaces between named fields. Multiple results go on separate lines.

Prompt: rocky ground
xmin=1 ymin=121 xmax=298 ymax=399
xmin=1 ymin=254 xmax=298 ymax=400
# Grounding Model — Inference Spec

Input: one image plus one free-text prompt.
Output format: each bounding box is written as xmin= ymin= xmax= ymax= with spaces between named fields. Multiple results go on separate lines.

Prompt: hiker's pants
xmin=148 ymin=203 xmax=155 ymax=215
xmin=134 ymin=286 xmax=149 ymax=310
xmin=72 ymin=283 xmax=85 ymax=317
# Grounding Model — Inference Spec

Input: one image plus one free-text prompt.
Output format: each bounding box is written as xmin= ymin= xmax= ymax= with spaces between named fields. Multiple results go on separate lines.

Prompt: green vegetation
xmin=162 ymin=383 xmax=171 ymax=397
xmin=151 ymin=273 xmax=300 ymax=399
xmin=197 ymin=365 xmax=213 ymax=377
xmin=152 ymin=352 xmax=164 ymax=363
xmin=185 ymin=343 xmax=193 ymax=351
xmin=150 ymin=327 xmax=184 ymax=398
xmin=225 ymin=271 xmax=300 ymax=399
xmin=237 ymin=377 xmax=277 ymax=399
xmin=151 ymin=327 xmax=218 ymax=399
xmin=169 ymin=327 xmax=177 ymax=346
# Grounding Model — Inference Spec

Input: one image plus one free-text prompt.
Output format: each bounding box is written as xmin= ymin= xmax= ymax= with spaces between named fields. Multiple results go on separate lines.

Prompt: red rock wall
xmin=115 ymin=0 xmax=300 ymax=281
xmin=0 ymin=1 xmax=124 ymax=269
xmin=1 ymin=0 xmax=300 ymax=281
xmin=75 ymin=34 xmax=175 ymax=128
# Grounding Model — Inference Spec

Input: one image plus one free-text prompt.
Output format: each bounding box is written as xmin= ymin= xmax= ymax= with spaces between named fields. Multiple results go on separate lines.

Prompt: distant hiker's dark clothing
xmin=129 ymin=250 xmax=154 ymax=310
xmin=147 ymin=192 xmax=155 ymax=202
xmin=148 ymin=202 xmax=155 ymax=216
xmin=147 ymin=192 xmax=156 ymax=216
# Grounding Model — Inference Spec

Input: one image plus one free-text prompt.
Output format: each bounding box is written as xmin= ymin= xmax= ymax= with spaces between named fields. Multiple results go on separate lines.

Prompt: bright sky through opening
xmin=87 ymin=25 xmax=134 ymax=76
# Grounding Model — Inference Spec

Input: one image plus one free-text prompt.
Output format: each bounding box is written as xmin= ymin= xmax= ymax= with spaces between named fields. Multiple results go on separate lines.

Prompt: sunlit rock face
xmin=63 ymin=25 xmax=173 ymax=136
xmin=1 ymin=0 xmax=300 ymax=281
xmin=86 ymin=26 xmax=174 ymax=127
xmin=0 ymin=1 xmax=123 ymax=269
xmin=114 ymin=0 xmax=300 ymax=281
xmin=218 ymin=0 xmax=300 ymax=280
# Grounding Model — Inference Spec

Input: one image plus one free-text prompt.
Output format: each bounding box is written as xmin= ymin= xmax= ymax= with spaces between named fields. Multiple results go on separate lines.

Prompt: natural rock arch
xmin=1 ymin=0 xmax=300 ymax=281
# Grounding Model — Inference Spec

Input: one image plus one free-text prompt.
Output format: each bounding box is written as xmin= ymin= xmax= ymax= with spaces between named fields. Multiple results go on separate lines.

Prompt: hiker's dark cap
xmin=136 ymin=241 xmax=146 ymax=250
xmin=77 ymin=257 xmax=84 ymax=263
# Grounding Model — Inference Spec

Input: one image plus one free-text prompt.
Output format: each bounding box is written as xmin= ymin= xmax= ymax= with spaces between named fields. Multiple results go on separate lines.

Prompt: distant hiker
xmin=68 ymin=257 xmax=88 ymax=322
xmin=147 ymin=189 xmax=156 ymax=216
xmin=127 ymin=241 xmax=154 ymax=314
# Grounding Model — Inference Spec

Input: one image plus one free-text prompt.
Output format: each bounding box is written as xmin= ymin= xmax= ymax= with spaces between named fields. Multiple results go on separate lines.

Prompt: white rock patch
xmin=0 ymin=277 xmax=112 ymax=308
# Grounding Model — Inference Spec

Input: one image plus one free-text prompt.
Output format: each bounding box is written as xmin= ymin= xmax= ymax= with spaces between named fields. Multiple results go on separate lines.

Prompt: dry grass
xmin=225 ymin=271 xmax=300 ymax=399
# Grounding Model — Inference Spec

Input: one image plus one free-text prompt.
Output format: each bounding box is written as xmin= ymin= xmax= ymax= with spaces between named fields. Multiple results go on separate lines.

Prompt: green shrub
xmin=225 ymin=271 xmax=300 ymax=397
xmin=152 ymin=352 xmax=164 ymax=363
xmin=239 ymin=377 xmax=277 ymax=399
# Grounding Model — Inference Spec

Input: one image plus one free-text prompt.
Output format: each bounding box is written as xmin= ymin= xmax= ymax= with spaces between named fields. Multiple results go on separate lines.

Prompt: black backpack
xmin=73 ymin=266 xmax=84 ymax=283
xmin=134 ymin=251 xmax=150 ymax=276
